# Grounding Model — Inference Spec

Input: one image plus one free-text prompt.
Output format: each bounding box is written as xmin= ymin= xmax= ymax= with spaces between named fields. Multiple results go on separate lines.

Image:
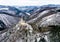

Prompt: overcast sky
xmin=0 ymin=0 xmax=60 ymax=6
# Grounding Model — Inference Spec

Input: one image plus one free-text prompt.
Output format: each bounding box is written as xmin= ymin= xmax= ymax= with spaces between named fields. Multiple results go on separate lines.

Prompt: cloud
xmin=0 ymin=0 xmax=60 ymax=6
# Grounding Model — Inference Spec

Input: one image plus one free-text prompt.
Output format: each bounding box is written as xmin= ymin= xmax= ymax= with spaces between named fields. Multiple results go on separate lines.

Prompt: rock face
xmin=0 ymin=18 xmax=33 ymax=42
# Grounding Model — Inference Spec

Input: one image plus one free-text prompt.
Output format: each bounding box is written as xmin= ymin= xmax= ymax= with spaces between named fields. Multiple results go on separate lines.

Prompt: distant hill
xmin=0 ymin=4 xmax=60 ymax=28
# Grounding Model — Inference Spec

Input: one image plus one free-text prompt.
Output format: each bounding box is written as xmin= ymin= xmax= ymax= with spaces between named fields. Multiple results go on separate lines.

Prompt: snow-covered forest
xmin=0 ymin=4 xmax=60 ymax=42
